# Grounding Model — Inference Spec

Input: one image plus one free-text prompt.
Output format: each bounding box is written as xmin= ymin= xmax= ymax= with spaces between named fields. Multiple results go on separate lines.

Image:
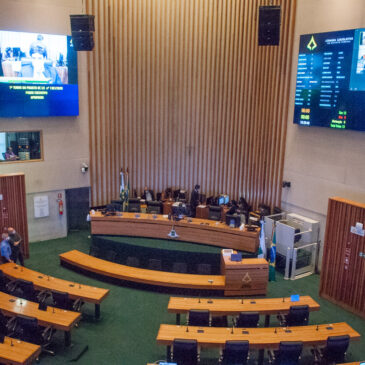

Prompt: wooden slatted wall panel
xmin=319 ymin=197 xmax=365 ymax=319
xmin=0 ymin=173 xmax=29 ymax=258
xmin=86 ymin=0 xmax=297 ymax=207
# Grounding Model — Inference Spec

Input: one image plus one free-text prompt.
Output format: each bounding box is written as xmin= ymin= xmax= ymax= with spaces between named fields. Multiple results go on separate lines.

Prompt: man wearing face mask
xmin=0 ymin=233 xmax=13 ymax=264
xmin=8 ymin=227 xmax=24 ymax=266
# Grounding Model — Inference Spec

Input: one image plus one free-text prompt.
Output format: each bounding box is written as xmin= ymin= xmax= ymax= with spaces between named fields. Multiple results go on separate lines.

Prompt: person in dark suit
xmin=190 ymin=184 xmax=201 ymax=217
xmin=142 ymin=186 xmax=154 ymax=202
xmin=8 ymin=227 xmax=24 ymax=266
xmin=18 ymin=46 xmax=61 ymax=84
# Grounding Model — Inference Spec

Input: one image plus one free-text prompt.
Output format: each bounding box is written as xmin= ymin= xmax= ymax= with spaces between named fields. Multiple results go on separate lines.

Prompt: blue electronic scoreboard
xmin=293 ymin=28 xmax=365 ymax=131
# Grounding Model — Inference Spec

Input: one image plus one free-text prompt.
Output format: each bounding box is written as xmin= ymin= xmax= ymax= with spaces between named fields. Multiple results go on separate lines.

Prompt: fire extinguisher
xmin=58 ymin=199 xmax=64 ymax=215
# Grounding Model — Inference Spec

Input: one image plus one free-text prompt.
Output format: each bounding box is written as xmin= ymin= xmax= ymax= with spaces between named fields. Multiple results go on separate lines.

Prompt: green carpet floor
xmin=24 ymin=230 xmax=364 ymax=364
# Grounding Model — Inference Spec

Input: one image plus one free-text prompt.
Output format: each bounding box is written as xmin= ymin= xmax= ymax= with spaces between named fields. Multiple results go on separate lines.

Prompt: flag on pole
xmin=258 ymin=219 xmax=266 ymax=258
xmin=120 ymin=168 xmax=125 ymax=197
xmin=269 ymin=223 xmax=276 ymax=281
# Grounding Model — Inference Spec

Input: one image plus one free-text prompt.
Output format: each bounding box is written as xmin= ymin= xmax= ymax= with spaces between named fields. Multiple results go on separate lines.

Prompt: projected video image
xmin=0 ymin=31 xmax=76 ymax=84
xmin=0 ymin=30 xmax=78 ymax=117
xmin=356 ymin=31 xmax=365 ymax=75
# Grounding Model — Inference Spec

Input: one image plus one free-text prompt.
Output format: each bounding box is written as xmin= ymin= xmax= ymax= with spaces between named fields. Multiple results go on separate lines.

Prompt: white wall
xmin=282 ymin=0 xmax=365 ymax=268
xmin=0 ymin=0 xmax=90 ymax=241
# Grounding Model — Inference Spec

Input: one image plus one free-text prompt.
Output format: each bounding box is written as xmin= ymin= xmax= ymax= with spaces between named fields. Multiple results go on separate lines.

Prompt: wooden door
xmin=320 ymin=197 xmax=365 ymax=318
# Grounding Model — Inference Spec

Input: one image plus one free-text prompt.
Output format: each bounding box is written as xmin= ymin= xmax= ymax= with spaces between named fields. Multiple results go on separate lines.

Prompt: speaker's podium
xmin=221 ymin=250 xmax=268 ymax=296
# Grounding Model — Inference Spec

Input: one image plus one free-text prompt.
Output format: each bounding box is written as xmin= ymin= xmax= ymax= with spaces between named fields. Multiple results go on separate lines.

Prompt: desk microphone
xmin=198 ymin=296 xmax=201 ymax=303
xmin=316 ymin=325 xmax=319 ymax=331
xmin=186 ymin=326 xmax=189 ymax=332
xmin=274 ymin=328 xmax=277 ymax=334
xmin=241 ymin=298 xmax=244 ymax=304
xmin=231 ymin=325 xmax=234 ymax=334
xmin=282 ymin=297 xmax=285 ymax=302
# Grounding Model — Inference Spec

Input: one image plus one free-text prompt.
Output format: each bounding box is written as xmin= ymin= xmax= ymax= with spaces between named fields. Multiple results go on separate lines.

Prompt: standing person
xmin=190 ymin=184 xmax=201 ymax=218
xmin=8 ymin=227 xmax=24 ymax=266
xmin=0 ymin=233 xmax=12 ymax=263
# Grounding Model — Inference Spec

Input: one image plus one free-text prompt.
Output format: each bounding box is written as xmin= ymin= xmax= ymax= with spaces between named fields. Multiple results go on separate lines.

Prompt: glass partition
xmin=0 ymin=131 xmax=42 ymax=162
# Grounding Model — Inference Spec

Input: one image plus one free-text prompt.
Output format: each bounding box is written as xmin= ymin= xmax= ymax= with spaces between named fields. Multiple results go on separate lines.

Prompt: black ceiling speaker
xmin=258 ymin=6 xmax=281 ymax=46
xmin=70 ymin=15 xmax=95 ymax=51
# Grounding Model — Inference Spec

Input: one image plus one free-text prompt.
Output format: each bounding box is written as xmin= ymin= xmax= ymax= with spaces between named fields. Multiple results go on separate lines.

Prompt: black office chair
xmin=110 ymin=200 xmax=123 ymax=211
xmin=15 ymin=315 xmax=55 ymax=357
xmin=51 ymin=290 xmax=83 ymax=312
xmin=235 ymin=312 xmax=260 ymax=328
xmin=0 ymin=311 xmax=17 ymax=337
xmin=146 ymin=201 xmax=162 ymax=214
xmin=147 ymin=258 xmax=162 ymax=271
xmin=278 ymin=305 xmax=309 ymax=327
xmin=268 ymin=341 xmax=303 ymax=365
xmin=171 ymin=338 xmax=199 ymax=365
xmin=0 ymin=270 xmax=9 ymax=293
xmin=89 ymin=244 xmax=101 ymax=258
xmin=156 ymin=192 xmax=162 ymax=201
xmin=209 ymin=206 xmax=222 ymax=220
xmin=196 ymin=263 xmax=212 ymax=275
xmin=126 ymin=256 xmax=140 ymax=268
xmin=211 ymin=315 xmax=228 ymax=327
xmin=172 ymin=262 xmax=187 ymax=273
xmin=312 ymin=335 xmax=350 ymax=364
xmin=13 ymin=279 xmax=38 ymax=302
xmin=128 ymin=198 xmax=141 ymax=213
xmin=220 ymin=340 xmax=249 ymax=365
xmin=187 ymin=309 xmax=211 ymax=327
xmin=105 ymin=250 xmax=117 ymax=262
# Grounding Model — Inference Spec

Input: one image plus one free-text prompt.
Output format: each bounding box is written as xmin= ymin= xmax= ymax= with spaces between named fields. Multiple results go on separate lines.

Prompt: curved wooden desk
xmin=168 ymin=295 xmax=320 ymax=325
xmin=157 ymin=323 xmax=360 ymax=365
xmin=0 ymin=337 xmax=41 ymax=365
xmin=1 ymin=263 xmax=109 ymax=319
xmin=90 ymin=211 xmax=260 ymax=253
xmin=60 ymin=250 xmax=226 ymax=291
xmin=0 ymin=291 xmax=81 ymax=346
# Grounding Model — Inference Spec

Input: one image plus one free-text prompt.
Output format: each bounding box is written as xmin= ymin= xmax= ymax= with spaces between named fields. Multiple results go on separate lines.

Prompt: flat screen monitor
xmin=293 ymin=28 xmax=365 ymax=131
xmin=218 ymin=196 xmax=225 ymax=205
xmin=224 ymin=195 xmax=229 ymax=204
xmin=226 ymin=214 xmax=241 ymax=228
xmin=0 ymin=30 xmax=78 ymax=117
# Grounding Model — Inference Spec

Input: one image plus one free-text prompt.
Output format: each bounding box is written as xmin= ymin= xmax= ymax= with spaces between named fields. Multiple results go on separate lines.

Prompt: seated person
xmin=227 ymin=200 xmax=238 ymax=215
xmin=18 ymin=46 xmax=61 ymax=84
xmin=5 ymin=146 xmax=19 ymax=161
xmin=0 ymin=233 xmax=13 ymax=263
xmin=142 ymin=186 xmax=154 ymax=202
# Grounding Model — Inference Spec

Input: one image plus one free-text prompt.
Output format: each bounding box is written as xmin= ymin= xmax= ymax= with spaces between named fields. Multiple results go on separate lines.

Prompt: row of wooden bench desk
xmin=168 ymin=295 xmax=320 ymax=326
xmin=0 ymin=291 xmax=80 ymax=347
xmin=90 ymin=211 xmax=260 ymax=253
xmin=0 ymin=336 xmax=41 ymax=365
xmin=156 ymin=322 xmax=360 ymax=365
xmin=1 ymin=262 xmax=110 ymax=319
xmin=0 ymin=263 xmax=110 ymax=364
xmin=59 ymin=249 xmax=269 ymax=296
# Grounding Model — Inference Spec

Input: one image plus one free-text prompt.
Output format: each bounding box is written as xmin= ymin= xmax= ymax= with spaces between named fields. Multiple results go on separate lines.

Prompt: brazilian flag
xmin=269 ymin=225 xmax=276 ymax=281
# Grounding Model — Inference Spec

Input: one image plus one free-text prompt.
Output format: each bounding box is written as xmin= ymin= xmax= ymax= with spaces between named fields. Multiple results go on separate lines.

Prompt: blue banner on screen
xmin=0 ymin=30 xmax=78 ymax=117
xmin=293 ymin=28 xmax=365 ymax=131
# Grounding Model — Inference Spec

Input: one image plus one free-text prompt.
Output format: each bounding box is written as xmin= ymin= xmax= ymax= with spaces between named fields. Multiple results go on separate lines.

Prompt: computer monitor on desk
xmin=226 ymin=214 xmax=241 ymax=228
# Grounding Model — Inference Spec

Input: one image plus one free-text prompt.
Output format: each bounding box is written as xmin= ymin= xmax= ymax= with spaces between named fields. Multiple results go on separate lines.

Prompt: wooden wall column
xmin=86 ymin=0 xmax=297 ymax=208
xmin=0 ymin=173 xmax=29 ymax=258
